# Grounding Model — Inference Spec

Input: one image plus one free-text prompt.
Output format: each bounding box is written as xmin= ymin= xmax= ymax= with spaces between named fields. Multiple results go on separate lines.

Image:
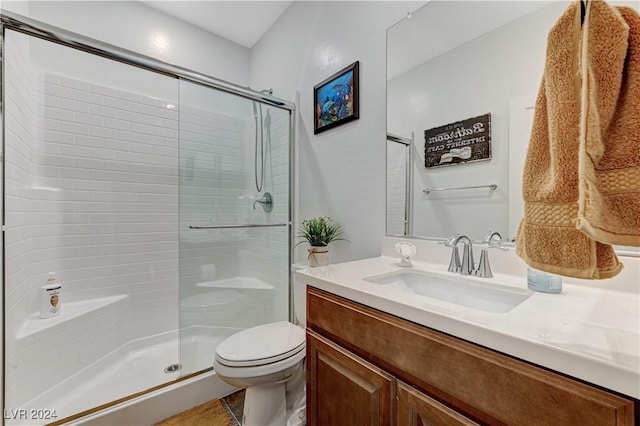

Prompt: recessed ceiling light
xmin=151 ymin=33 xmax=169 ymax=52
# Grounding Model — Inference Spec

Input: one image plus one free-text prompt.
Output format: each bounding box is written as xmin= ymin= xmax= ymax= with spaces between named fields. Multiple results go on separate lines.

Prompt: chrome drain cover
xmin=164 ymin=363 xmax=182 ymax=373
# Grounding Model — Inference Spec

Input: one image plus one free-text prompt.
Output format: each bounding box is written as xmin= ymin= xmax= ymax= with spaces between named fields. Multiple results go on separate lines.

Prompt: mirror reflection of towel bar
xmin=423 ymin=184 xmax=497 ymax=195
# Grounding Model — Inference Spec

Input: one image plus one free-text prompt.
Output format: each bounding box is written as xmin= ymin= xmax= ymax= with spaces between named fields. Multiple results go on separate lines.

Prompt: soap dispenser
xmin=395 ymin=241 xmax=417 ymax=267
xmin=40 ymin=272 xmax=62 ymax=318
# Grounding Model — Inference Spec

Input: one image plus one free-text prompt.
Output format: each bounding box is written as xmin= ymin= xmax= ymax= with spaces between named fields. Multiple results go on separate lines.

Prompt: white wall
xmin=2 ymin=1 xmax=251 ymax=86
xmin=250 ymin=1 xmax=426 ymax=264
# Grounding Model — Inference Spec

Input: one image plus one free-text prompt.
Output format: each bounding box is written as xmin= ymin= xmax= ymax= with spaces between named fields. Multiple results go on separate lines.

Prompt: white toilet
xmin=213 ymin=320 xmax=306 ymax=426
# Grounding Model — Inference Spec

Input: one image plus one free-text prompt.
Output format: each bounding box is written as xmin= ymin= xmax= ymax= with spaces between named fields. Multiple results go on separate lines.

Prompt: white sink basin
xmin=364 ymin=270 xmax=532 ymax=314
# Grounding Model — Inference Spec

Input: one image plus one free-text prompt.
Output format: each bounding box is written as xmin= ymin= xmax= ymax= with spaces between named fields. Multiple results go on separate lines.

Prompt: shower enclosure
xmin=1 ymin=13 xmax=294 ymax=424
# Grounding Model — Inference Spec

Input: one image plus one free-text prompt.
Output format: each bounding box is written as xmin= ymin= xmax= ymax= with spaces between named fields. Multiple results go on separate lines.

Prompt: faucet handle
xmin=482 ymin=231 xmax=502 ymax=245
xmin=474 ymin=243 xmax=508 ymax=278
xmin=444 ymin=233 xmax=462 ymax=247
xmin=475 ymin=248 xmax=493 ymax=278
xmin=447 ymin=246 xmax=461 ymax=273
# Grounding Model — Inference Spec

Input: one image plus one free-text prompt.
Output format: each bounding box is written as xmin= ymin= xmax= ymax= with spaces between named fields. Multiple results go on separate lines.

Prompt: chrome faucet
xmin=444 ymin=234 xmax=475 ymax=275
xmin=253 ymin=192 xmax=273 ymax=212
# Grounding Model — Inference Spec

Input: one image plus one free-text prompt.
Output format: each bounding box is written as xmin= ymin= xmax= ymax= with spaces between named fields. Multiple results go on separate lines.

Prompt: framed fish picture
xmin=314 ymin=61 xmax=359 ymax=134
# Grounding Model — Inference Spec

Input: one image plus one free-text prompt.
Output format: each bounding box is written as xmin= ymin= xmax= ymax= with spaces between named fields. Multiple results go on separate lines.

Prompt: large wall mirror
xmin=386 ymin=0 xmax=637 ymax=243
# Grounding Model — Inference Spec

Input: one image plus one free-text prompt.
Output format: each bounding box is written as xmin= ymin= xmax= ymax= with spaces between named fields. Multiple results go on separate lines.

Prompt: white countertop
xmin=294 ymin=240 xmax=640 ymax=399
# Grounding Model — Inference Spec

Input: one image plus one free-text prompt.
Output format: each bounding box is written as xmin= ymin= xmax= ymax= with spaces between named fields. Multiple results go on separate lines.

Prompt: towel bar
xmin=189 ymin=223 xmax=289 ymax=230
xmin=423 ymin=184 xmax=497 ymax=195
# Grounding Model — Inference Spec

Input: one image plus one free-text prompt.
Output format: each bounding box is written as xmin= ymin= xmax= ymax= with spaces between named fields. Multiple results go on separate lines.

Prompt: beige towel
xmin=578 ymin=1 xmax=640 ymax=247
xmin=516 ymin=0 xmax=622 ymax=279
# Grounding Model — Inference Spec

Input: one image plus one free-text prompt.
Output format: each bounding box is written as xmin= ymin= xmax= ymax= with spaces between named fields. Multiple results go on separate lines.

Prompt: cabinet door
xmin=397 ymin=381 xmax=479 ymax=426
xmin=306 ymin=330 xmax=395 ymax=426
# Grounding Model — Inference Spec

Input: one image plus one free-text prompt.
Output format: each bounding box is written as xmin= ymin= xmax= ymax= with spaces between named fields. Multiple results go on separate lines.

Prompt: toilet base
xmin=242 ymin=383 xmax=286 ymax=426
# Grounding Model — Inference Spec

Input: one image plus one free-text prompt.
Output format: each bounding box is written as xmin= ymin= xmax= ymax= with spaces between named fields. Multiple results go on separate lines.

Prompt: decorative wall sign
xmin=314 ymin=61 xmax=359 ymax=134
xmin=424 ymin=113 xmax=491 ymax=168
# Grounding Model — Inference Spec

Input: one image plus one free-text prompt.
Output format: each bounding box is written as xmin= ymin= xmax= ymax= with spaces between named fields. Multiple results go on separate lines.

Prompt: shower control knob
xmin=253 ymin=192 xmax=273 ymax=212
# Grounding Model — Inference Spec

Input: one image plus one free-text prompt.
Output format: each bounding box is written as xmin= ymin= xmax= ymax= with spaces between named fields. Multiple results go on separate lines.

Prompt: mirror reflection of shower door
xmin=178 ymin=80 xmax=291 ymax=376
xmin=386 ymin=133 xmax=412 ymax=236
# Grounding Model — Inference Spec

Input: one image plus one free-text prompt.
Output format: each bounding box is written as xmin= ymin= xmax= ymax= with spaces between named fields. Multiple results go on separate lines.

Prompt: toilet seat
xmin=215 ymin=321 xmax=305 ymax=367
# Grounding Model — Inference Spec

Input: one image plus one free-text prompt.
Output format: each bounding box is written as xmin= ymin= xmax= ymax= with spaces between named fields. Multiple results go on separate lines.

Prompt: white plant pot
xmin=308 ymin=246 xmax=329 ymax=267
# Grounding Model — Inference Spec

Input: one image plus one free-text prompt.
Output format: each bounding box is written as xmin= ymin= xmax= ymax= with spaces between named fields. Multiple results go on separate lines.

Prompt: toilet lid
xmin=215 ymin=321 xmax=305 ymax=367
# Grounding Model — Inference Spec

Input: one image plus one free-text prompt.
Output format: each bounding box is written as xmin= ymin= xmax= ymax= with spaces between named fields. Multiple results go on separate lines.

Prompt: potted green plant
xmin=296 ymin=216 xmax=347 ymax=267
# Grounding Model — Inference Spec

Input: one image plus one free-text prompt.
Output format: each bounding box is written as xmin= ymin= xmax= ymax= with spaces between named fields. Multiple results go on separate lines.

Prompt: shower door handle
xmin=189 ymin=223 xmax=289 ymax=230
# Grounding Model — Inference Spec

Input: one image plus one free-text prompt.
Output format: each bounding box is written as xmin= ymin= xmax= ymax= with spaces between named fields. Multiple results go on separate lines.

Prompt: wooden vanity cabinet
xmin=306 ymin=286 xmax=637 ymax=426
xmin=307 ymin=330 xmax=479 ymax=426
xmin=306 ymin=331 xmax=395 ymax=425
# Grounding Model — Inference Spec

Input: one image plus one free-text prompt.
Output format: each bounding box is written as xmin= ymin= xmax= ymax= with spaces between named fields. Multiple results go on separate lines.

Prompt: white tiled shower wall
xmin=4 ymin=32 xmax=290 ymax=408
xmin=5 ymin=64 xmax=181 ymax=407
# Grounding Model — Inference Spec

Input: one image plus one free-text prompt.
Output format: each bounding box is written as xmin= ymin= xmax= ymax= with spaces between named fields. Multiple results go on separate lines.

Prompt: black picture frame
xmin=313 ymin=61 xmax=359 ymax=134
xmin=424 ymin=113 xmax=492 ymax=168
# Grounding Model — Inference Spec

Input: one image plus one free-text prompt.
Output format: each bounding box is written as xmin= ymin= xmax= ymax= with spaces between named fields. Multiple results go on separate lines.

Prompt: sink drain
xmin=164 ymin=363 xmax=182 ymax=373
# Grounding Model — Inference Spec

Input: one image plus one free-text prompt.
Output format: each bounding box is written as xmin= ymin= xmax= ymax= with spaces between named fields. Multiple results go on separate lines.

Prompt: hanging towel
xmin=516 ymin=0 xmax=623 ymax=279
xmin=577 ymin=1 xmax=640 ymax=247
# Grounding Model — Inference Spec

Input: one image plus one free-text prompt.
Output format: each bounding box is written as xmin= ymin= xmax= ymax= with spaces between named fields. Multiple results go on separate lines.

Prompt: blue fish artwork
xmin=316 ymin=69 xmax=354 ymax=128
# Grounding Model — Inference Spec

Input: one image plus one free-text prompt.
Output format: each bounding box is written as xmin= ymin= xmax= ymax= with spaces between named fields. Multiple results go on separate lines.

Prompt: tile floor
xmin=221 ymin=390 xmax=245 ymax=425
xmin=154 ymin=390 xmax=244 ymax=426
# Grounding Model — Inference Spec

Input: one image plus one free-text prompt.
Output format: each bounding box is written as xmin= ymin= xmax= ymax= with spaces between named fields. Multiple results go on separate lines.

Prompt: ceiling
xmin=141 ymin=1 xmax=293 ymax=48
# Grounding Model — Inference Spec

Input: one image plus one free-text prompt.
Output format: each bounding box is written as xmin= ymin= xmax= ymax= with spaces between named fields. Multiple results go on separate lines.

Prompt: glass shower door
xmin=2 ymin=28 xmax=181 ymax=422
xmin=178 ymin=80 xmax=291 ymax=376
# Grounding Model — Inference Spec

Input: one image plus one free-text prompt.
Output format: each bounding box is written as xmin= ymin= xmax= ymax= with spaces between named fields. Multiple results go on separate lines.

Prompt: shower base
xmin=66 ymin=370 xmax=236 ymax=426
xmin=12 ymin=326 xmax=240 ymax=425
